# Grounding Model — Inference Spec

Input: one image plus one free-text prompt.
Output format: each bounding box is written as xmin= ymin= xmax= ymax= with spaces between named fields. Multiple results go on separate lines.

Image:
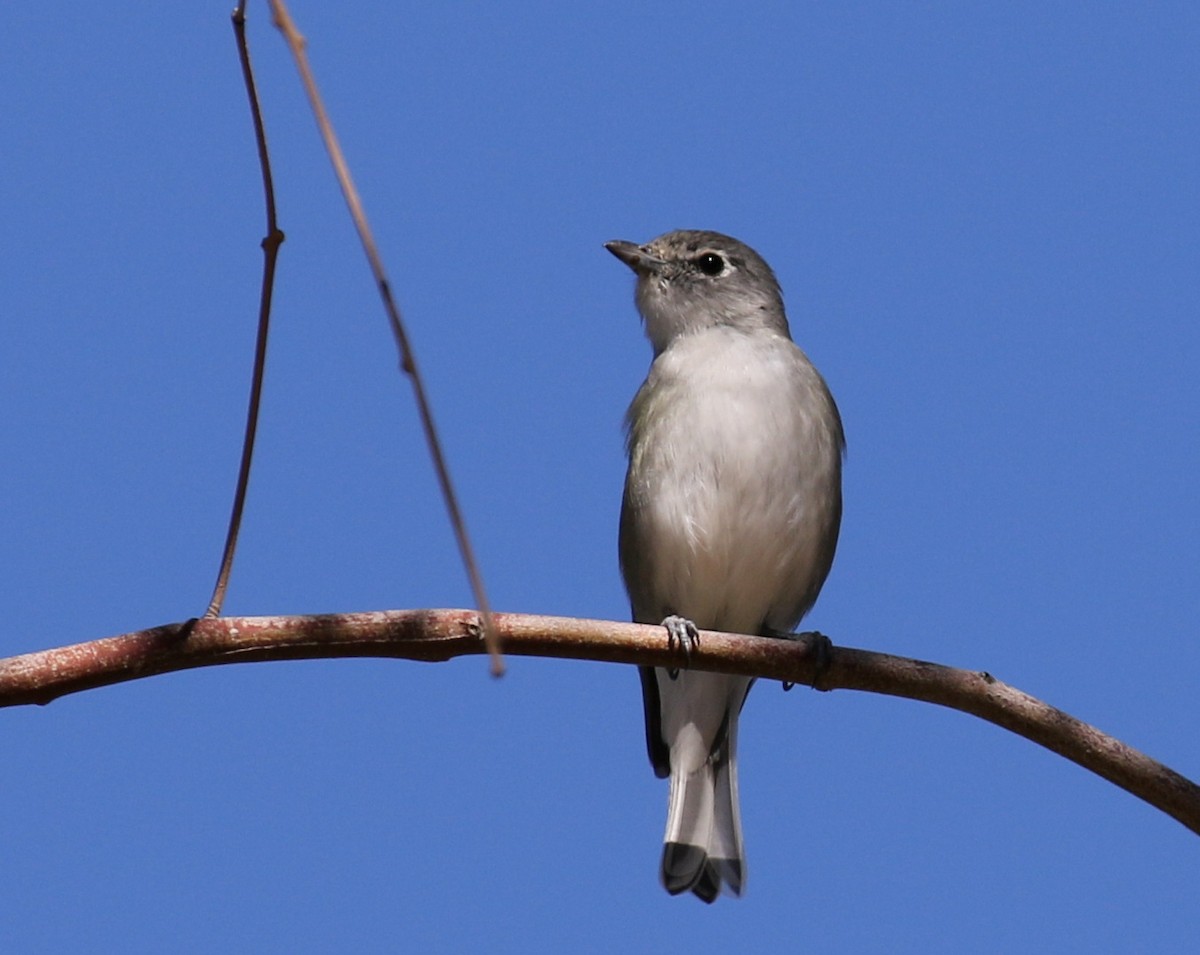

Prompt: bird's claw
xmin=800 ymin=630 xmax=833 ymax=690
xmin=777 ymin=630 xmax=834 ymax=691
xmin=662 ymin=615 xmax=699 ymax=679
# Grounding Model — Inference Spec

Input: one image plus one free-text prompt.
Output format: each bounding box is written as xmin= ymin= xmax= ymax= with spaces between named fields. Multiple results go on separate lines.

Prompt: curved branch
xmin=1 ymin=610 xmax=1196 ymax=836
xmin=205 ymin=2 xmax=286 ymax=618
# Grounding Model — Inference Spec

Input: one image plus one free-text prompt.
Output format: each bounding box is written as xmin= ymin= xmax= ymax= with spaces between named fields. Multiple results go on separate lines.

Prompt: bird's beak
xmin=605 ymin=240 xmax=665 ymax=275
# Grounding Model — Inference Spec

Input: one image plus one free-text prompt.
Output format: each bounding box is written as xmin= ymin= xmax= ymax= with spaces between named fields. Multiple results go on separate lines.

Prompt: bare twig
xmin=267 ymin=0 xmax=501 ymax=675
xmin=1 ymin=611 xmax=1196 ymax=837
xmin=206 ymin=0 xmax=286 ymax=617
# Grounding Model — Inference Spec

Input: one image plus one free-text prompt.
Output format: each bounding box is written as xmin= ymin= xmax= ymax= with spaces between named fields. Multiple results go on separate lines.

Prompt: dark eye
xmin=694 ymin=252 xmax=726 ymax=276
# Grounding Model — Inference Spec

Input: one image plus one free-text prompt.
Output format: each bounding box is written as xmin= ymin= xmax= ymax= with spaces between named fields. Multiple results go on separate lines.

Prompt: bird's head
xmin=605 ymin=230 xmax=789 ymax=354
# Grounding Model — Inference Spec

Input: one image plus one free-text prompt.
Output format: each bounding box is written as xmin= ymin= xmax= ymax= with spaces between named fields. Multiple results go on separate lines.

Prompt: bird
xmin=605 ymin=229 xmax=844 ymax=903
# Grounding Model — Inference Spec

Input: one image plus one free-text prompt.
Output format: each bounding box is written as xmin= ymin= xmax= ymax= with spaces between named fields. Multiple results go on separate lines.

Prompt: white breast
xmin=626 ymin=326 xmax=841 ymax=635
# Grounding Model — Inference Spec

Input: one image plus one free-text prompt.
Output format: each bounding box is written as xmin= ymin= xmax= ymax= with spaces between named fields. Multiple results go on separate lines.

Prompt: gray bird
xmin=606 ymin=229 xmax=844 ymax=903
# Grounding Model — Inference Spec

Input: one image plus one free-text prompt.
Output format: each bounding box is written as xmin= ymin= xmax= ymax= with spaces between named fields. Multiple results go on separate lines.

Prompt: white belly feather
xmin=626 ymin=326 xmax=841 ymax=635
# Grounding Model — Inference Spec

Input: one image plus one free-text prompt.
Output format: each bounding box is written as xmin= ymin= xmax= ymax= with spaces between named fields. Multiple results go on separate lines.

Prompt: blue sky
xmin=2 ymin=3 xmax=1198 ymax=951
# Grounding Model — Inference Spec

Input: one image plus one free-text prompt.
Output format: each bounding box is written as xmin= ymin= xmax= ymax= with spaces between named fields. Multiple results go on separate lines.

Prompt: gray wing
xmin=620 ymin=468 xmax=671 ymax=778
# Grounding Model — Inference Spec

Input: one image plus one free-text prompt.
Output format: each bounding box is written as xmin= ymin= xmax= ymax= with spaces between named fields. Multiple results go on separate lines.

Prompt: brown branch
xmin=1 ymin=611 xmax=1196 ymax=837
xmin=206 ymin=1 xmax=286 ymax=617
xmin=267 ymin=0 xmax=501 ymax=675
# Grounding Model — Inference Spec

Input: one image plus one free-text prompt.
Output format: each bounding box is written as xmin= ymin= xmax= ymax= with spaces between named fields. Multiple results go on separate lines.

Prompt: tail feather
xmin=661 ymin=843 xmax=709 ymax=896
xmin=661 ymin=761 xmax=715 ymax=896
xmin=708 ymin=734 xmax=746 ymax=896
xmin=658 ymin=703 xmax=747 ymax=901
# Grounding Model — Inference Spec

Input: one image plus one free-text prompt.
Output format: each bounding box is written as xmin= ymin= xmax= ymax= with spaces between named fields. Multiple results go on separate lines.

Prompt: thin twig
xmin=267 ymin=0 xmax=501 ymax=675
xmin=206 ymin=0 xmax=287 ymax=617
xmin=1 ymin=611 xmax=1196 ymax=836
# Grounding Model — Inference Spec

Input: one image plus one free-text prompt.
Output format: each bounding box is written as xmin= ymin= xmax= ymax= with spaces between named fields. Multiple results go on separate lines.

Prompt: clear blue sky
xmin=3 ymin=3 xmax=1197 ymax=952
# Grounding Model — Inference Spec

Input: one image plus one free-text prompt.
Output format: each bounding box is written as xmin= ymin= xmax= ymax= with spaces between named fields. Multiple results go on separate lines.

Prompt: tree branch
xmin=205 ymin=0 xmax=286 ymax=619
xmin=267 ymin=0 xmax=501 ymax=674
xmin=2 ymin=610 xmax=1195 ymax=836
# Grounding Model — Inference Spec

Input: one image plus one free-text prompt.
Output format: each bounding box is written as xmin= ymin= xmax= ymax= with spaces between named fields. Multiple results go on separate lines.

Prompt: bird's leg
xmin=661 ymin=614 xmax=699 ymax=679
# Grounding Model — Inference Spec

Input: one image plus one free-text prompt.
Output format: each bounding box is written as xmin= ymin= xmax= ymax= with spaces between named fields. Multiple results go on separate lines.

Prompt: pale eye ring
xmin=694 ymin=252 xmax=726 ymax=276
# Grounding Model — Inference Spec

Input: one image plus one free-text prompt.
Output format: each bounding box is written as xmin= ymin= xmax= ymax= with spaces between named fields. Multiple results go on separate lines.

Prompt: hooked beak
xmin=605 ymin=240 xmax=666 ymax=275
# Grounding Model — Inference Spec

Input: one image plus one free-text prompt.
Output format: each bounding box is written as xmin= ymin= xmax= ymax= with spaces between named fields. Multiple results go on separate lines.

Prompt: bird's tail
xmin=660 ymin=720 xmax=745 ymax=902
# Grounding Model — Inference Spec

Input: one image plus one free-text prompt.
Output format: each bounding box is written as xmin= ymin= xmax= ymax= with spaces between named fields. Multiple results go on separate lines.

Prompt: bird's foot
xmin=779 ymin=630 xmax=834 ymax=691
xmin=661 ymin=615 xmax=699 ymax=679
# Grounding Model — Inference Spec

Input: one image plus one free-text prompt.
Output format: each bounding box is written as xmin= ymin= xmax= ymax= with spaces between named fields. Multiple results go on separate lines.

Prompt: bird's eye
xmin=694 ymin=252 xmax=726 ymax=276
